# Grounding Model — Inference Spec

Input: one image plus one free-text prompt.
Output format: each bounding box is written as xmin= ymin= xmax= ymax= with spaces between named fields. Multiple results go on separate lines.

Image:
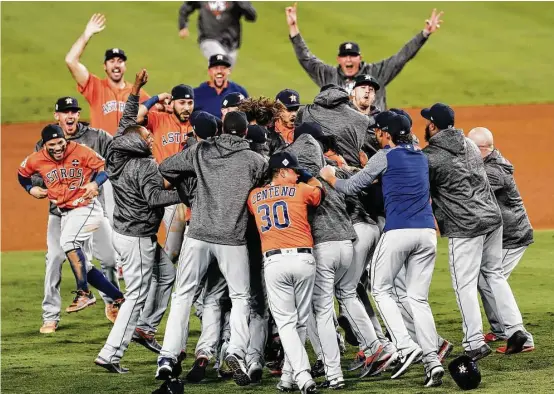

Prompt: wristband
xmin=142 ymin=95 xmax=159 ymax=110
xmin=297 ymin=169 xmax=313 ymax=183
xmin=93 ymin=171 xmax=109 ymax=186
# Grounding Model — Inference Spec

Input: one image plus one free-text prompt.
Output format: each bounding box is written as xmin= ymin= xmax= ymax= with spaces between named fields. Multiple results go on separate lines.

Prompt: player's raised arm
xmin=65 ymin=14 xmax=106 ymax=87
xmin=178 ymin=1 xmax=200 ymax=38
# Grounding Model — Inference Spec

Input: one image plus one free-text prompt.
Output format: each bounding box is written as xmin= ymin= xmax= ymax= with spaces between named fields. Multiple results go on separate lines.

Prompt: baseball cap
xmin=104 ymin=48 xmax=127 ymax=62
xmin=338 ymin=42 xmax=361 ymax=57
xmin=390 ymin=108 xmax=412 ymax=126
xmin=268 ymin=151 xmax=302 ymax=170
xmin=374 ymin=111 xmax=410 ymax=139
xmin=209 ymin=54 xmax=232 ymax=68
xmin=397 ymin=115 xmax=412 ymax=134
xmin=293 ymin=122 xmax=325 ymax=142
xmin=275 ymin=89 xmax=300 ymax=110
xmin=421 ymin=103 xmax=455 ymax=129
xmin=353 ymin=74 xmax=380 ymax=91
xmin=41 ymin=124 xmax=65 ymax=143
xmin=222 ymin=92 xmax=245 ymax=109
xmin=55 ymin=97 xmax=81 ymax=112
xmin=223 ymin=111 xmax=248 ymax=136
xmin=246 ymin=125 xmax=267 ymax=144
xmin=190 ymin=111 xmax=218 ymax=140
xmin=171 ymin=84 xmax=194 ymax=100
xmin=448 ymin=355 xmax=481 ymax=390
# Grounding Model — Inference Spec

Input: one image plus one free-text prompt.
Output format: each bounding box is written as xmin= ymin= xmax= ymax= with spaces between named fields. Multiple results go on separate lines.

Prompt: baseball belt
xmin=264 ymin=247 xmax=312 ymax=258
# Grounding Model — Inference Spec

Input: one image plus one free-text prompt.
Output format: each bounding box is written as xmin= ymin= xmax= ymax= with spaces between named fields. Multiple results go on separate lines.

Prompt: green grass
xmin=2 ymin=233 xmax=554 ymax=393
xmin=2 ymin=2 xmax=554 ymax=124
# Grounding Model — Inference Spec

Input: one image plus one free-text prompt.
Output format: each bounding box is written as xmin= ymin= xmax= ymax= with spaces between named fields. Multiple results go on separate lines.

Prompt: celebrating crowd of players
xmin=17 ymin=4 xmax=535 ymax=394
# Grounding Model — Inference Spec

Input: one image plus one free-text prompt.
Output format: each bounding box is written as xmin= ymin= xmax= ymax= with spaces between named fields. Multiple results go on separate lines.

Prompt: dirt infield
xmin=2 ymin=104 xmax=553 ymax=251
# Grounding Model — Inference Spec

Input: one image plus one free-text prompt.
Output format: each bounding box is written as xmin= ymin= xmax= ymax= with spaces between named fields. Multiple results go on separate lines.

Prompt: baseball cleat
xmin=248 ymin=361 xmax=263 ymax=385
xmin=310 ymin=359 xmax=325 ymax=378
xmin=105 ymin=298 xmax=124 ymax=323
xmin=391 ymin=347 xmax=423 ymax=379
xmin=94 ymin=356 xmax=129 ymax=374
xmin=65 ymin=290 xmax=96 ymax=313
xmin=464 ymin=344 xmax=492 ymax=361
xmin=484 ymin=332 xmax=505 ymax=343
xmin=496 ymin=345 xmax=535 ymax=354
xmin=186 ymin=354 xmax=209 ymax=383
xmin=132 ymin=328 xmax=162 ymax=354
xmin=302 ymin=380 xmax=318 ymax=394
xmin=276 ymin=380 xmax=299 ymax=392
xmin=369 ymin=349 xmax=399 ymax=377
xmin=156 ymin=357 xmax=175 ymax=380
xmin=225 ymin=353 xmax=251 ymax=386
xmin=39 ymin=321 xmax=58 ymax=334
xmin=319 ymin=377 xmax=345 ymax=389
xmin=437 ymin=339 xmax=454 ymax=363
xmin=505 ymin=330 xmax=528 ymax=354
xmin=347 ymin=350 xmax=366 ymax=371
xmin=424 ymin=365 xmax=444 ymax=387
xmin=359 ymin=345 xmax=384 ymax=378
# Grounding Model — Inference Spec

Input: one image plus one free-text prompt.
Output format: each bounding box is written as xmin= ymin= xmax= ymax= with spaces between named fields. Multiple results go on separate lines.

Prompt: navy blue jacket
xmin=193 ymin=81 xmax=248 ymax=118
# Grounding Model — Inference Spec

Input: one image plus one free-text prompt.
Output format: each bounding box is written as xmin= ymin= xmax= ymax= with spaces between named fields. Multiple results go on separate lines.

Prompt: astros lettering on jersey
xmin=146 ymin=111 xmax=193 ymax=163
xmin=18 ymin=141 xmax=105 ymax=209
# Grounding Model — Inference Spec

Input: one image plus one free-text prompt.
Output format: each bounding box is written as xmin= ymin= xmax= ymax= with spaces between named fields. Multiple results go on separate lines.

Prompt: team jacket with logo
xmin=146 ymin=111 xmax=193 ymax=163
xmin=19 ymin=141 xmax=105 ymax=209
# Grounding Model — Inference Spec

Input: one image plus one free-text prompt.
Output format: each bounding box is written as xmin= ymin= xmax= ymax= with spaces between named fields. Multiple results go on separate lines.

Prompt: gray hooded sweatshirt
xmin=423 ymin=128 xmax=502 ymax=238
xmin=106 ymin=95 xmax=181 ymax=237
xmin=159 ymin=134 xmax=268 ymax=246
xmin=297 ymin=86 xmax=370 ymax=168
xmin=285 ymin=134 xmax=357 ymax=244
xmin=484 ymin=149 xmax=533 ymax=249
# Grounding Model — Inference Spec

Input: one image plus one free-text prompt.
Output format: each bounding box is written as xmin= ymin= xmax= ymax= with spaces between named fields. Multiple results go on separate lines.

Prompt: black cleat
xmin=94 ymin=356 xmax=129 ymax=374
xmin=424 ymin=365 xmax=444 ymax=387
xmin=156 ymin=357 xmax=176 ymax=380
xmin=505 ymin=330 xmax=528 ymax=354
xmin=465 ymin=344 xmax=492 ymax=361
xmin=186 ymin=355 xmax=209 ymax=383
xmin=225 ymin=353 xmax=251 ymax=386
xmin=132 ymin=328 xmax=162 ymax=354
xmin=310 ymin=359 xmax=325 ymax=378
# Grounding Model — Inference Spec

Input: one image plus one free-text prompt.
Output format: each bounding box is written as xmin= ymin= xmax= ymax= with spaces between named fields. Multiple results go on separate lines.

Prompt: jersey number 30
xmin=257 ymin=201 xmax=290 ymax=233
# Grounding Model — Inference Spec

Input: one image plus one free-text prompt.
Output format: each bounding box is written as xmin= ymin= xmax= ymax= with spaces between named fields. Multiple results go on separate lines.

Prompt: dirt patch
xmin=2 ymin=104 xmax=553 ymax=251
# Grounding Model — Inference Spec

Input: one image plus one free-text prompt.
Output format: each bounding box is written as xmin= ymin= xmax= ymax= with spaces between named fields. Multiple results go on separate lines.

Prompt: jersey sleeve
xmin=301 ymin=183 xmax=323 ymax=207
xmin=77 ymin=73 xmax=102 ymax=104
xmin=82 ymin=145 xmax=105 ymax=170
xmin=18 ymin=154 xmax=37 ymax=178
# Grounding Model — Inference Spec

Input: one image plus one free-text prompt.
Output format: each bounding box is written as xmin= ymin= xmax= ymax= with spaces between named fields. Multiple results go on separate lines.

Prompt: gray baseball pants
xmin=162 ymin=204 xmax=188 ymax=263
xmin=159 ymin=236 xmax=251 ymax=362
xmin=199 ymin=39 xmax=238 ymax=66
xmin=448 ymin=225 xmax=529 ymax=351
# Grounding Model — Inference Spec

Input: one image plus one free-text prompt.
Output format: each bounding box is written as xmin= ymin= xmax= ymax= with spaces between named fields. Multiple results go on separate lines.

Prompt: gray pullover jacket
xmin=484 ymin=149 xmax=533 ymax=249
xmin=285 ymin=134 xmax=357 ymax=244
xmin=159 ymin=134 xmax=268 ymax=246
xmin=290 ymin=32 xmax=428 ymax=110
xmin=297 ymin=86 xmax=370 ymax=167
xmin=179 ymin=1 xmax=257 ymax=51
xmin=33 ymin=123 xmax=112 ymax=218
xmin=106 ymin=95 xmax=181 ymax=237
xmin=423 ymin=128 xmax=502 ymax=238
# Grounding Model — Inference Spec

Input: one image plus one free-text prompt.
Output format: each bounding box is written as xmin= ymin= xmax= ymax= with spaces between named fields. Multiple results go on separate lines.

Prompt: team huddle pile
xmin=17 ymin=5 xmax=535 ymax=394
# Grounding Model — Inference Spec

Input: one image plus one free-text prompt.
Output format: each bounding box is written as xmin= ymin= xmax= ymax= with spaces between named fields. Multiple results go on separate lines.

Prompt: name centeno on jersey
xmin=251 ymin=185 xmax=297 ymax=204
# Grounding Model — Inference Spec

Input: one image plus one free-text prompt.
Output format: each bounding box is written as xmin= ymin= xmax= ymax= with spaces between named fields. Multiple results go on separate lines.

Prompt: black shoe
xmin=310 ymin=359 xmax=325 ymax=378
xmin=424 ymin=365 xmax=444 ymax=387
xmin=506 ymin=330 xmax=527 ymax=354
xmin=391 ymin=347 xmax=423 ymax=379
xmin=248 ymin=361 xmax=263 ymax=385
xmin=133 ymin=328 xmax=162 ymax=354
xmin=152 ymin=378 xmax=184 ymax=394
xmin=156 ymin=357 xmax=176 ymax=380
xmin=465 ymin=344 xmax=492 ymax=362
xmin=94 ymin=356 xmax=129 ymax=374
xmin=186 ymin=355 xmax=209 ymax=383
xmin=225 ymin=353 xmax=251 ymax=386
xmin=302 ymin=380 xmax=318 ymax=394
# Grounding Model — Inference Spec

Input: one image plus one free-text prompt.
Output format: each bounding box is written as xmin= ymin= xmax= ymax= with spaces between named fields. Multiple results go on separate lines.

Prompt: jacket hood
xmin=66 ymin=123 xmax=89 ymax=140
xmin=107 ymin=133 xmax=151 ymax=179
xmin=285 ymin=134 xmax=326 ymax=175
xmin=211 ymin=134 xmax=251 ymax=158
xmin=313 ymin=85 xmax=350 ymax=108
xmin=485 ymin=149 xmax=514 ymax=175
xmin=428 ymin=128 xmax=467 ymax=155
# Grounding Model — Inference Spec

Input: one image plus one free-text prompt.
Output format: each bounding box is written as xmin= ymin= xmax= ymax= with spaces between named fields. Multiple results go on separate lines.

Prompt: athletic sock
xmin=87 ymin=267 xmax=124 ymax=300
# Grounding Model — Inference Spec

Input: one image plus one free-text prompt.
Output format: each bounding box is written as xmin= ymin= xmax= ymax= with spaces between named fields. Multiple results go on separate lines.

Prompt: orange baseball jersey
xmin=248 ymin=182 xmax=323 ymax=253
xmin=146 ymin=111 xmax=193 ymax=163
xmin=18 ymin=141 xmax=105 ymax=209
xmin=78 ymin=73 xmax=150 ymax=135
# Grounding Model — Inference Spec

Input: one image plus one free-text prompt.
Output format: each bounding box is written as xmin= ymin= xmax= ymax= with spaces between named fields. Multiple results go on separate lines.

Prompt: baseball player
xmin=95 ymin=69 xmax=179 ymax=373
xmin=421 ymin=103 xmax=532 ymax=360
xmin=285 ymin=2 xmax=443 ymax=108
xmin=137 ymin=84 xmax=194 ymax=263
xmin=156 ymin=111 xmax=268 ymax=386
xmin=178 ymin=1 xmax=257 ymax=65
xmin=267 ymin=89 xmax=300 ymax=155
xmin=350 ymin=74 xmax=381 ymax=115
xmin=321 ymin=111 xmax=445 ymax=387
xmin=468 ymin=127 xmax=535 ymax=352
xmin=248 ymin=151 xmax=322 ymax=394
xmin=35 ymin=96 xmax=120 ymax=334
xmin=193 ymin=54 xmax=249 ymax=118
xmin=18 ymin=125 xmax=124 ymax=313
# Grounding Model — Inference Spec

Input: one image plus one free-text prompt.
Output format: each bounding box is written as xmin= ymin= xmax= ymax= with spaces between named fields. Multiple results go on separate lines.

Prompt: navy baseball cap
xmin=293 ymin=122 xmax=324 ymax=142
xmin=421 ymin=103 xmax=455 ymax=129
xmin=222 ymin=92 xmax=245 ymax=109
xmin=190 ymin=111 xmax=218 ymax=140
xmin=55 ymin=97 xmax=81 ymax=112
xmin=275 ymin=89 xmax=300 ymax=110
xmin=374 ymin=111 xmax=410 ymax=139
xmin=209 ymin=54 xmax=232 ymax=68
xmin=269 ymin=151 xmax=302 ymax=170
xmin=223 ymin=111 xmax=248 ymax=136
xmin=371 ymin=111 xmax=397 ymax=130
xmin=397 ymin=115 xmax=412 ymax=134
xmin=353 ymin=74 xmax=380 ymax=91
xmin=390 ymin=108 xmax=412 ymax=127
xmin=448 ymin=355 xmax=481 ymax=390
xmin=246 ymin=125 xmax=267 ymax=143
xmin=338 ymin=42 xmax=360 ymax=57
xmin=171 ymin=84 xmax=194 ymax=100
xmin=41 ymin=124 xmax=65 ymax=143
xmin=104 ymin=48 xmax=127 ymax=62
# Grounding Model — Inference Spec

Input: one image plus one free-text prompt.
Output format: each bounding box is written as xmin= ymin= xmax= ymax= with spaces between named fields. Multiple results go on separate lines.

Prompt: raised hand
xmin=132 ymin=69 xmax=148 ymax=95
xmin=285 ymin=3 xmax=298 ymax=27
xmin=84 ymin=14 xmax=106 ymax=38
xmin=423 ymin=8 xmax=444 ymax=36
